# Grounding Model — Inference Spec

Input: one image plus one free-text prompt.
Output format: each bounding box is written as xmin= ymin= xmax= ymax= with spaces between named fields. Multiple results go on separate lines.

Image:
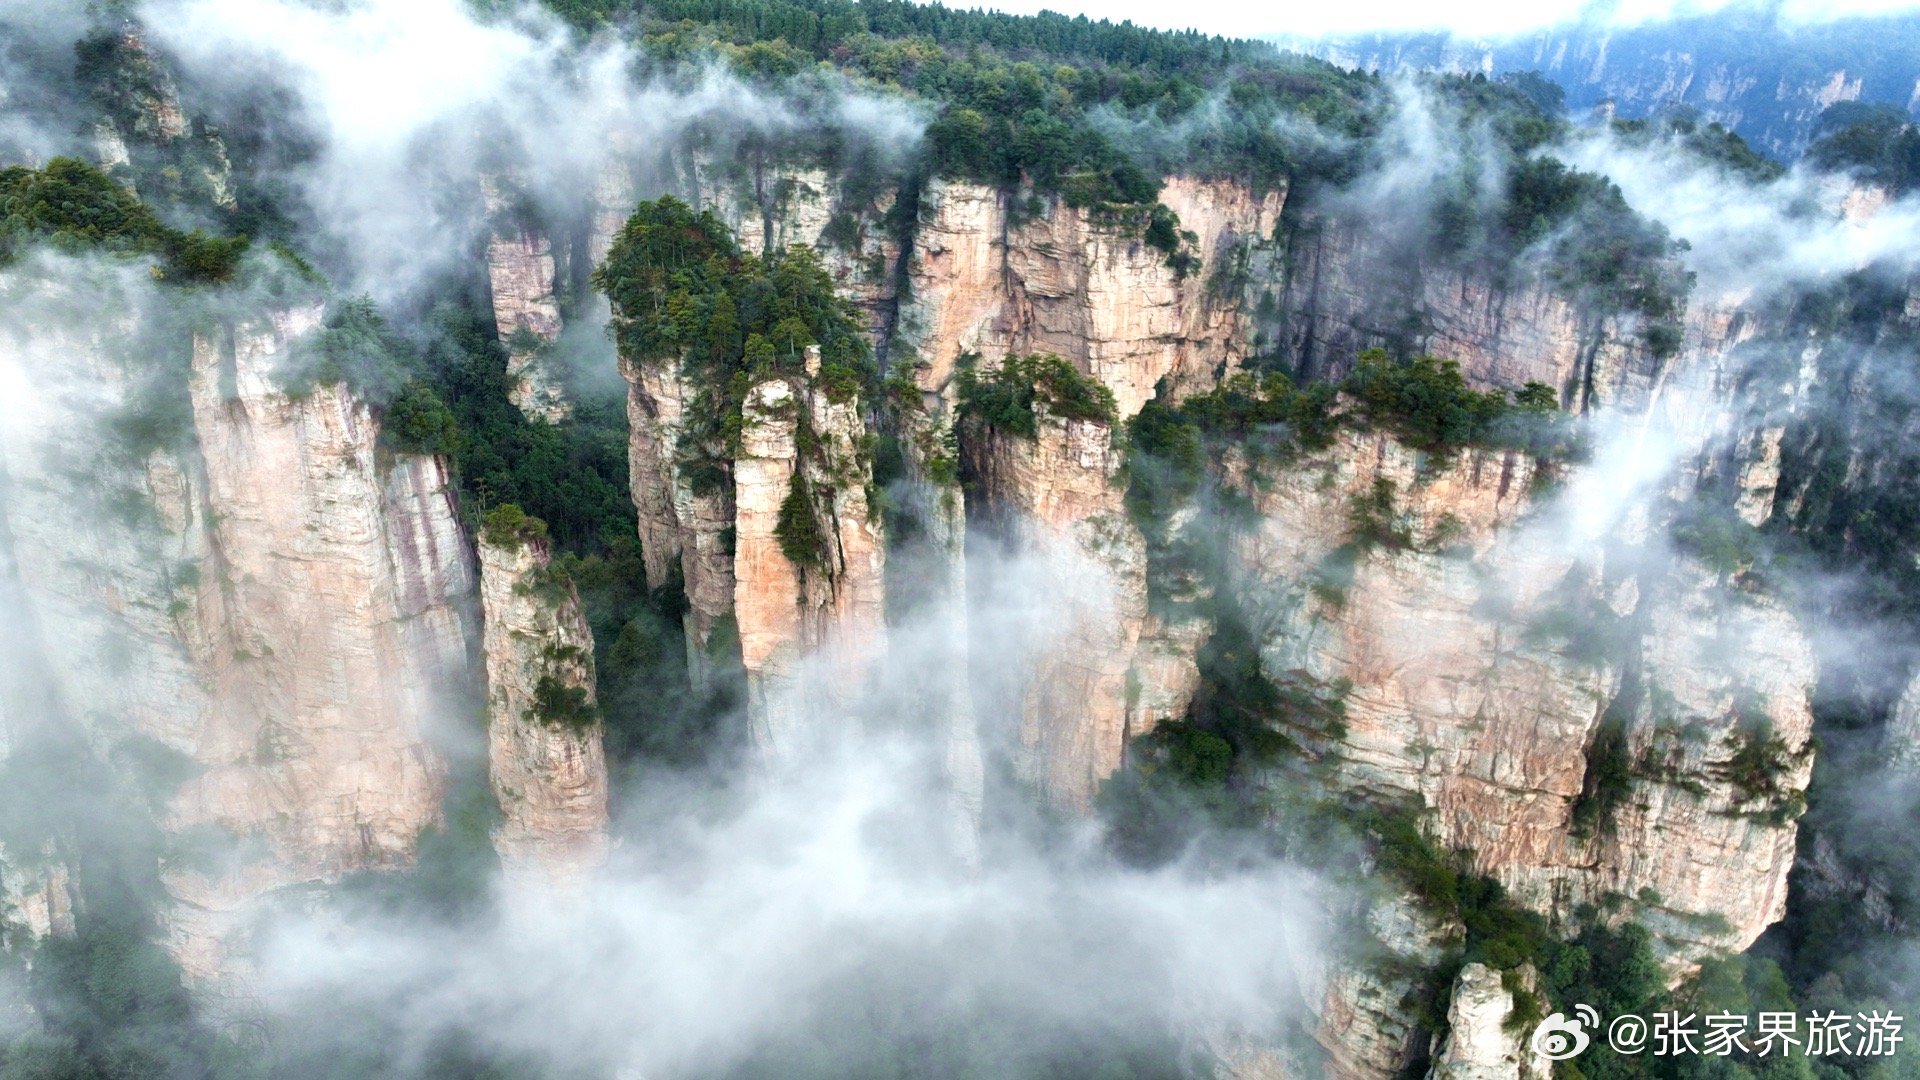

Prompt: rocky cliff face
xmin=1270 ymin=214 xmax=1659 ymax=409
xmin=1209 ymin=424 xmax=1814 ymax=1074
xmin=734 ymin=354 xmax=887 ymax=757
xmin=1235 ymin=429 xmax=1812 ymax=958
xmin=81 ymin=28 xmax=236 ymax=211
xmin=482 ymin=177 xmax=571 ymax=423
xmin=1303 ymin=894 xmax=1459 ymax=1079
xmin=1426 ymin=963 xmax=1550 ymax=1080
xmin=668 ymin=154 xmax=898 ymax=336
xmin=873 ymin=176 xmax=1283 ymax=810
xmin=962 ymin=410 xmax=1151 ymax=809
xmin=0 ymin=281 xmax=479 ymax=977
xmin=166 ymin=305 xmax=478 ymax=974
xmin=477 ymin=532 xmax=609 ymax=882
xmin=901 ymin=177 xmax=1285 ymax=416
xmin=622 ymin=340 xmax=892 ymax=752
xmin=515 ymin=152 xmax=896 ymax=372
xmin=607 ymin=171 xmax=1277 ymax=772
xmin=620 ymin=356 xmax=737 ymax=684
xmin=594 ymin=164 xmax=1820 ymax=1077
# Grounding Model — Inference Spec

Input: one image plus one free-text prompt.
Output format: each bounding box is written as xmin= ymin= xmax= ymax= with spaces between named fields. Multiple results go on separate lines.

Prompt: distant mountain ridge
xmin=1278 ymin=4 xmax=1920 ymax=158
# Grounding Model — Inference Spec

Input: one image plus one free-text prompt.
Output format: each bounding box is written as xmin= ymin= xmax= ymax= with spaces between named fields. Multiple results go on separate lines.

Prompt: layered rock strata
xmin=482 ymin=176 xmax=570 ymax=422
xmin=477 ymin=531 xmax=609 ymax=882
xmin=1238 ymin=429 xmax=1813 ymax=960
xmin=734 ymin=351 xmax=886 ymax=756
xmin=0 ymin=282 xmax=478 ymax=977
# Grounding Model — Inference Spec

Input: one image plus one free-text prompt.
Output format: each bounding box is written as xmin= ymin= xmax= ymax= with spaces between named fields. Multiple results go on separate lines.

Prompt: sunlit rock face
xmin=1426 ymin=963 xmax=1550 ymax=1080
xmin=0 ymin=283 xmax=479 ymax=977
xmin=899 ymin=177 xmax=1286 ymax=417
xmin=477 ymin=532 xmax=609 ymax=883
xmin=166 ymin=305 xmax=477 ymax=975
xmin=619 ymin=356 xmax=890 ymax=756
xmin=734 ymin=357 xmax=886 ymax=757
xmin=1237 ymin=428 xmax=1812 ymax=960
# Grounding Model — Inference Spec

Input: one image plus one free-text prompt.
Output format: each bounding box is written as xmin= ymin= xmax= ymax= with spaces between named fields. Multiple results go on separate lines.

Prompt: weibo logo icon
xmin=1529 ymin=1004 xmax=1599 ymax=1061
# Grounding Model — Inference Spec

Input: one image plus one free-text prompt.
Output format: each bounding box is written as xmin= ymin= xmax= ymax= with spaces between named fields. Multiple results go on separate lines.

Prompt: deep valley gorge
xmin=3 ymin=1 xmax=1920 ymax=1077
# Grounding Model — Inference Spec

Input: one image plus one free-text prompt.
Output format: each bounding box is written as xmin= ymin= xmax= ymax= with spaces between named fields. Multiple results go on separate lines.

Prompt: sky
xmin=977 ymin=0 xmax=1920 ymax=40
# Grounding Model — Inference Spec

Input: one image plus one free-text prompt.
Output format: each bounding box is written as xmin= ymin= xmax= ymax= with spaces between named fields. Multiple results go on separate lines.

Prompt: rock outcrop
xmin=879 ymin=177 xmax=1282 ymax=809
xmin=900 ymin=177 xmax=1286 ymax=416
xmin=1310 ymin=896 xmax=1459 ymax=1079
xmin=0 ymin=278 xmax=477 ymax=976
xmin=620 ymin=356 xmax=737 ymax=683
xmin=166 ymin=304 xmax=478 ymax=974
xmin=734 ymin=352 xmax=886 ymax=757
xmin=81 ymin=27 xmax=236 ymax=210
xmin=962 ymin=409 xmax=1150 ymax=809
xmin=1236 ymin=429 xmax=1813 ymax=960
xmin=590 ymin=164 xmax=1821 ymax=1077
xmin=477 ymin=527 xmax=609 ymax=882
xmin=482 ymin=177 xmax=570 ymax=423
xmin=1269 ymin=214 xmax=1658 ymax=409
xmin=670 ymin=154 xmax=898 ymax=335
xmin=1426 ymin=964 xmax=1549 ymax=1080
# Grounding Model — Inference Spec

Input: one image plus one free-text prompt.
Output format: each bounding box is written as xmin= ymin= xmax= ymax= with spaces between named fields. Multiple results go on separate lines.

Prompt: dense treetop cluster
xmin=593 ymin=195 xmax=874 ymax=492
xmin=0 ymin=158 xmax=247 ymax=281
xmin=1807 ymin=101 xmax=1920 ymax=196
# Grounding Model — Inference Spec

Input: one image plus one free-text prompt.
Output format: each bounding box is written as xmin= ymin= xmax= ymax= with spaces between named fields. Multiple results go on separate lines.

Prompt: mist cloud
xmin=248 ymin=736 xmax=1327 ymax=1075
xmin=0 ymin=257 xmax=1338 ymax=1074
xmin=1555 ymin=124 xmax=1920 ymax=300
xmin=140 ymin=0 xmax=927 ymax=302
xmin=209 ymin=531 xmax=1333 ymax=1077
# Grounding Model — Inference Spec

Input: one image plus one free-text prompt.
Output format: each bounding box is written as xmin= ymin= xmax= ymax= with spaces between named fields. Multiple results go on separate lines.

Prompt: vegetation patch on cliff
xmin=0 ymin=157 xmax=247 ymax=283
xmin=530 ymin=670 xmax=599 ymax=732
xmin=955 ymin=352 xmax=1119 ymax=438
xmin=481 ymin=502 xmax=551 ymax=550
xmin=595 ymin=195 xmax=875 ymax=494
xmin=1343 ymin=349 xmax=1569 ymax=457
xmin=1806 ymin=101 xmax=1920 ymax=196
xmin=775 ymin=472 xmax=832 ymax=570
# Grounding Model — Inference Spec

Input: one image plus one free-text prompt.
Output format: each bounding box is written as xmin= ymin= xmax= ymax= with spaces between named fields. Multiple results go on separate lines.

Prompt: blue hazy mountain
xmin=1278 ymin=2 xmax=1920 ymax=157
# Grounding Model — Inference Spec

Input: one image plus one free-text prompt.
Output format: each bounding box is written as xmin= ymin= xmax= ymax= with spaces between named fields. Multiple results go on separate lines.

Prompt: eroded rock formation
xmin=734 ymin=351 xmax=886 ymax=756
xmin=620 ymin=356 xmax=737 ymax=683
xmin=1269 ymin=215 xmax=1657 ymax=408
xmin=962 ymin=409 xmax=1149 ymax=809
xmin=0 ymin=283 xmax=478 ymax=977
xmin=901 ymin=177 xmax=1286 ymax=416
xmin=482 ymin=176 xmax=571 ymax=423
xmin=1236 ymin=429 xmax=1812 ymax=959
xmin=166 ymin=305 xmax=478 ymax=974
xmin=1426 ymin=963 xmax=1550 ymax=1080
xmin=477 ymin=528 xmax=609 ymax=882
